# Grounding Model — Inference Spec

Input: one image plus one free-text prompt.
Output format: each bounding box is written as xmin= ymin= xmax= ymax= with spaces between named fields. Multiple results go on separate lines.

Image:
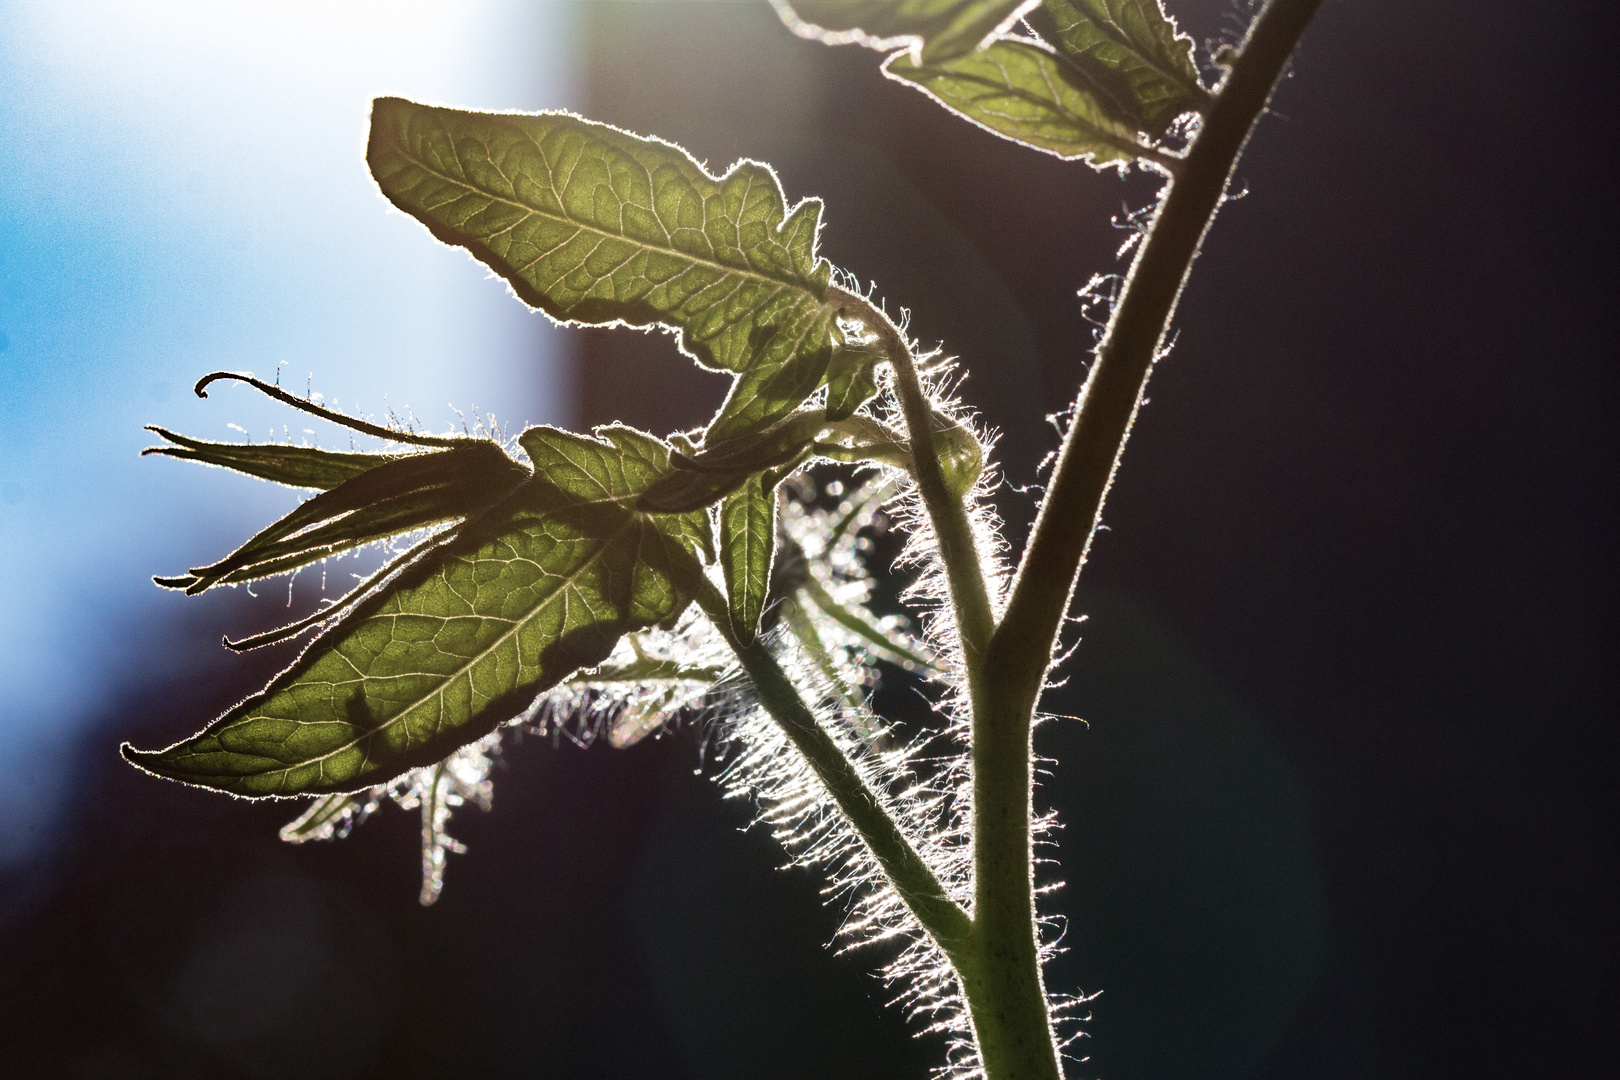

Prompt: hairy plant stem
xmin=694 ymin=579 xmax=974 ymax=954
xmin=830 ymin=287 xmax=1060 ymax=1079
xmin=721 ymin=7 xmax=1323 ymax=1074
xmin=993 ymin=0 xmax=1326 ymax=704
xmin=966 ymin=4 xmax=1324 ymax=1077
xmin=828 ymin=284 xmax=996 ymax=661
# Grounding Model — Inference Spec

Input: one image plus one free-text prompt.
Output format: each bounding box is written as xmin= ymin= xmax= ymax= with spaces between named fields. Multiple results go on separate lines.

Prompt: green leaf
xmin=640 ymin=410 xmax=823 ymax=513
xmin=159 ymin=441 xmax=529 ymax=595
xmin=519 ymin=424 xmax=715 ymax=563
xmin=366 ymin=97 xmax=839 ymax=442
xmin=143 ymin=427 xmax=397 ymax=491
xmin=884 ymin=37 xmax=1155 ymax=166
xmin=124 ymin=426 xmax=711 ymax=797
xmin=721 ymin=472 xmax=779 ymax=644
xmin=772 ymin=0 xmax=1041 ymax=63
xmin=1027 ymin=0 xmax=1208 ymax=137
xmin=823 ymin=345 xmax=881 ymax=421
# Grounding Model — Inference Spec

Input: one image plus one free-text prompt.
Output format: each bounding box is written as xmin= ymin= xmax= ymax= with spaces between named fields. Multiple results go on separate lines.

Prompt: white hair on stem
xmin=272 ymin=368 xmax=1084 ymax=1068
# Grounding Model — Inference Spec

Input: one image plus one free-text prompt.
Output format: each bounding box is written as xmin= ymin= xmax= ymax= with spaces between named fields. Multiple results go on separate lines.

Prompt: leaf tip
xmin=119 ymin=741 xmax=166 ymax=777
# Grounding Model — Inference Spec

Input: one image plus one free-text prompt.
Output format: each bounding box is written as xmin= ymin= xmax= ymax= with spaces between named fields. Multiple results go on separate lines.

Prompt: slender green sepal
xmin=824 ymin=471 xmax=900 ymax=552
xmin=143 ymin=427 xmax=397 ymax=491
xmin=568 ymin=656 xmax=727 ymax=688
xmin=781 ymin=593 xmax=864 ymax=709
xmin=566 ymin=651 xmax=729 ymax=749
xmin=799 ymin=573 xmax=936 ymax=672
xmin=279 ymin=792 xmax=366 ymax=842
xmin=160 ymin=441 xmax=529 ymax=595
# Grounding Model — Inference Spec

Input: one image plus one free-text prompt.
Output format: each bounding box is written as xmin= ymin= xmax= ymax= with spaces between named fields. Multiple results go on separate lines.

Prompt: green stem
xmin=967 ymin=4 xmax=1324 ymax=1079
xmin=828 ymin=284 xmax=996 ymax=665
xmin=991 ymin=0 xmax=1327 ymax=725
xmin=695 ymin=579 xmax=973 ymax=954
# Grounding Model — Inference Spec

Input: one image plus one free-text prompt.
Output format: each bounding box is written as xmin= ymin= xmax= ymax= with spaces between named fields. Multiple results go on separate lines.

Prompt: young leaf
xmin=884 ymin=37 xmax=1158 ymax=167
xmin=366 ymin=97 xmax=838 ymax=442
xmin=772 ymin=0 xmax=1041 ymax=63
xmin=721 ymin=472 xmax=779 ymax=644
xmin=823 ymin=345 xmax=882 ymax=421
xmin=932 ymin=413 xmax=986 ymax=498
xmin=158 ymin=441 xmax=529 ymax=595
xmin=1026 ymin=0 xmax=1209 ymax=138
xmin=144 ymin=427 xmax=397 ymax=491
xmin=124 ymin=427 xmax=711 ymax=797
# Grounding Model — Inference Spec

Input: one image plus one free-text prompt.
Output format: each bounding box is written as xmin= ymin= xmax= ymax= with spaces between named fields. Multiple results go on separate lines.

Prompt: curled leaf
xmin=157 ymin=440 xmax=529 ymax=595
xmin=640 ymin=411 xmax=824 ymax=513
xmin=125 ymin=427 xmax=711 ymax=797
xmin=823 ymin=344 xmax=883 ymax=421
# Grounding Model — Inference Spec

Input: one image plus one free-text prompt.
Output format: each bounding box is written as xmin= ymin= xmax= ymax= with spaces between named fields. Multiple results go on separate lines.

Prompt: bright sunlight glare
xmin=0 ymin=1 xmax=580 ymax=870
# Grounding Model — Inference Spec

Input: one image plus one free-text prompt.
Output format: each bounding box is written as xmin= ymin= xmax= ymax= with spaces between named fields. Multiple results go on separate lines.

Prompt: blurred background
xmin=1 ymin=1 xmax=1613 ymax=1077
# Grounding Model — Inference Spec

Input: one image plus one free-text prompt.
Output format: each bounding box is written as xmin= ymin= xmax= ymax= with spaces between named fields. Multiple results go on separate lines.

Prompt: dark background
xmin=2 ymin=1 xmax=1615 ymax=1077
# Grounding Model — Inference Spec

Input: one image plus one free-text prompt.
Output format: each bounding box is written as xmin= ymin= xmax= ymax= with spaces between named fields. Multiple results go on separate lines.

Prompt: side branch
xmin=695 ymin=580 xmax=974 ymax=954
xmin=828 ymin=284 xmax=996 ymax=663
xmin=990 ymin=0 xmax=1326 ymax=702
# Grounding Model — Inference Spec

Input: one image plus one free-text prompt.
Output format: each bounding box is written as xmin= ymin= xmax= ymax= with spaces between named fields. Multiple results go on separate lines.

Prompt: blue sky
xmin=0 ymin=1 xmax=579 ymax=868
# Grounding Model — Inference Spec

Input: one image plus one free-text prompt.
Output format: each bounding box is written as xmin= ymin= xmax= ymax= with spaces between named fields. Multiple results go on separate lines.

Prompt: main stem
xmin=725 ymin=5 xmax=1322 ymax=1076
xmin=974 ymin=3 xmax=1327 ymax=1078
xmin=992 ymin=0 xmax=1327 ymax=705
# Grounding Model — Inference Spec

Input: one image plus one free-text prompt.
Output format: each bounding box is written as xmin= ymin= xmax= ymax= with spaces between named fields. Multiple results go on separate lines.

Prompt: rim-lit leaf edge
xmin=124 ymin=426 xmax=713 ymax=799
xmin=366 ymin=97 xmax=847 ymax=443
